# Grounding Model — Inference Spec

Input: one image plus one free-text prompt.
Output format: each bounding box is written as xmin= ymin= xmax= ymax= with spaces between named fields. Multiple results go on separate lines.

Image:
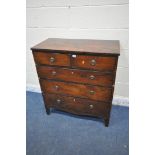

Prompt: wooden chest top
xmin=31 ymin=38 xmax=120 ymax=55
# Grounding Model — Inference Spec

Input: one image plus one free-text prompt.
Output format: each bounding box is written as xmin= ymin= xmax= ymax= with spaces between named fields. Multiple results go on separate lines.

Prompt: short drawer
xmin=43 ymin=93 xmax=111 ymax=117
xmin=33 ymin=52 xmax=70 ymax=66
xmin=40 ymin=79 xmax=113 ymax=102
xmin=71 ymin=55 xmax=117 ymax=71
xmin=37 ymin=66 xmax=114 ymax=86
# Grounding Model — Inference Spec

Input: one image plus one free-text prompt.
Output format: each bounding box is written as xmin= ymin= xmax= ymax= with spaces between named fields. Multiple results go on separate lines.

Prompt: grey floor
xmin=26 ymin=91 xmax=129 ymax=155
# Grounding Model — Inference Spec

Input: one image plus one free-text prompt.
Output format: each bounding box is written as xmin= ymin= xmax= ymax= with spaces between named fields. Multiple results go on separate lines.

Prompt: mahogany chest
xmin=31 ymin=38 xmax=120 ymax=127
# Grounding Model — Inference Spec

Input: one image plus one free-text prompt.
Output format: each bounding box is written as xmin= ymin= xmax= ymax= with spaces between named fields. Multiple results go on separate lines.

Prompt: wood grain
xmin=71 ymin=55 xmax=117 ymax=71
xmin=40 ymin=79 xmax=113 ymax=102
xmin=31 ymin=38 xmax=120 ymax=126
xmin=37 ymin=66 xmax=114 ymax=86
xmin=31 ymin=38 xmax=120 ymax=55
xmin=43 ymin=93 xmax=111 ymax=118
xmin=33 ymin=52 xmax=70 ymax=66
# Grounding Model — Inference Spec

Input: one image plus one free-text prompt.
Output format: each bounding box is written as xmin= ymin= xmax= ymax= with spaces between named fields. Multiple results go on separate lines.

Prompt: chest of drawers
xmin=31 ymin=38 xmax=120 ymax=127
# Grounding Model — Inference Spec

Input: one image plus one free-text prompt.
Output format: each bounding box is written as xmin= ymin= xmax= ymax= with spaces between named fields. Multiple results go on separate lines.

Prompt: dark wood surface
xmin=40 ymin=79 xmax=113 ymax=102
xmin=37 ymin=66 xmax=114 ymax=86
xmin=31 ymin=38 xmax=120 ymax=127
xmin=33 ymin=52 xmax=70 ymax=66
xmin=33 ymin=51 xmax=117 ymax=71
xmin=43 ymin=93 xmax=111 ymax=118
xmin=31 ymin=38 xmax=120 ymax=55
xmin=71 ymin=55 xmax=117 ymax=71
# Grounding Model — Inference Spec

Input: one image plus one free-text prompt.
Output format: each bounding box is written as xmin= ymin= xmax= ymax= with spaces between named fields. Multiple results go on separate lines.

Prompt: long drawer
xmin=43 ymin=93 xmax=111 ymax=117
xmin=37 ymin=66 xmax=114 ymax=86
xmin=40 ymin=79 xmax=113 ymax=102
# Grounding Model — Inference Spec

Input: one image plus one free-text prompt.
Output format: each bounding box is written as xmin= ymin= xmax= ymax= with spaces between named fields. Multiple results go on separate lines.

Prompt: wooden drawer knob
xmin=89 ymin=90 xmax=95 ymax=95
xmin=90 ymin=59 xmax=96 ymax=66
xmin=52 ymin=71 xmax=56 ymax=75
xmin=89 ymin=75 xmax=95 ymax=80
xmin=89 ymin=104 xmax=94 ymax=109
xmin=56 ymin=99 xmax=61 ymax=104
xmin=50 ymin=57 xmax=55 ymax=63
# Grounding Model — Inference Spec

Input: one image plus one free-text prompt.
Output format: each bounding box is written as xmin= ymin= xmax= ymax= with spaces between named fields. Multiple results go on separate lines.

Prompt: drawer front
xmin=37 ymin=66 xmax=114 ymax=86
xmin=40 ymin=79 xmax=113 ymax=102
xmin=33 ymin=52 xmax=70 ymax=66
xmin=71 ymin=55 xmax=117 ymax=71
xmin=43 ymin=94 xmax=111 ymax=117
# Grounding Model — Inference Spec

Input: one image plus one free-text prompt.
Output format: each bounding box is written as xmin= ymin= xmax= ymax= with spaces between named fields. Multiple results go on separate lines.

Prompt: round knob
xmin=90 ymin=59 xmax=96 ymax=66
xmin=56 ymin=99 xmax=61 ymax=104
xmin=50 ymin=57 xmax=55 ymax=63
xmin=89 ymin=75 xmax=95 ymax=80
xmin=89 ymin=90 xmax=95 ymax=95
xmin=52 ymin=71 xmax=56 ymax=76
xmin=54 ymin=85 xmax=59 ymax=90
xmin=89 ymin=104 xmax=94 ymax=109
